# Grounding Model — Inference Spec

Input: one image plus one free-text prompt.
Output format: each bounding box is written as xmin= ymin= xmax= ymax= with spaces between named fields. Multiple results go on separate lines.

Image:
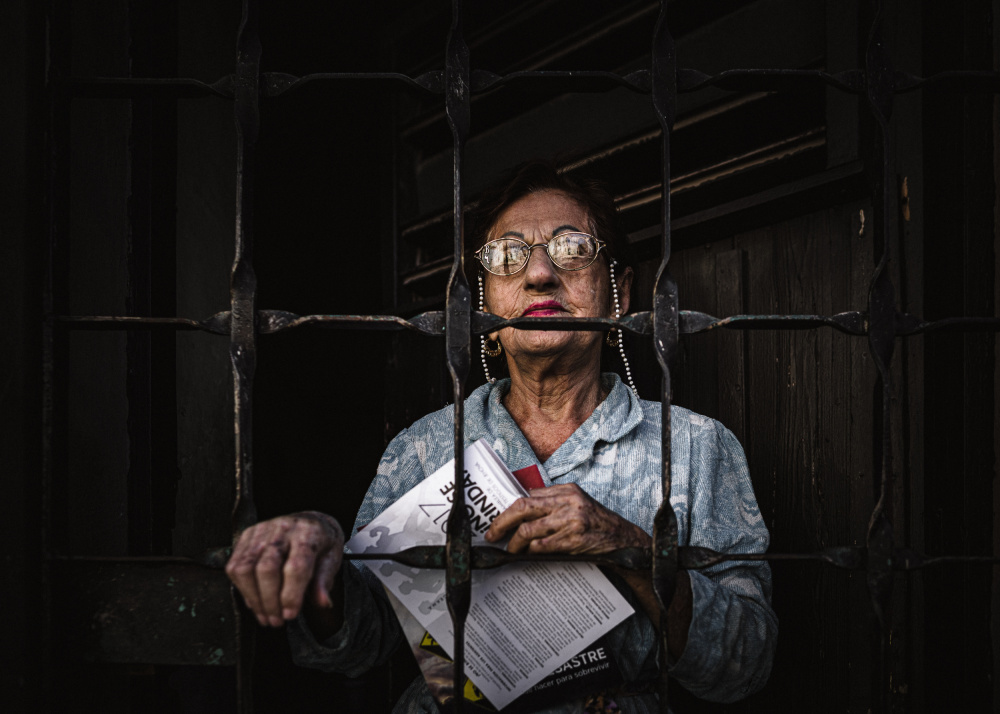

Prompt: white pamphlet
xmin=346 ymin=439 xmax=634 ymax=710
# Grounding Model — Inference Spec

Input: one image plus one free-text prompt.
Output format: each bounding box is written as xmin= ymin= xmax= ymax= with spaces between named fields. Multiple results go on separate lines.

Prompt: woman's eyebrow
xmin=496 ymin=224 xmax=580 ymax=240
xmin=551 ymin=224 xmax=580 ymax=235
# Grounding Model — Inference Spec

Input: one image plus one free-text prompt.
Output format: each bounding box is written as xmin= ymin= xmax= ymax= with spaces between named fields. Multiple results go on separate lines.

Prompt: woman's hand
xmin=484 ymin=483 xmax=649 ymax=554
xmin=484 ymin=484 xmax=690 ymax=658
xmin=225 ymin=511 xmax=344 ymax=629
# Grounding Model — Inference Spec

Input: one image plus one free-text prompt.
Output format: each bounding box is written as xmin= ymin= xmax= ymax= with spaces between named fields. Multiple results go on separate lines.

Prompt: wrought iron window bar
xmin=41 ymin=0 xmax=1000 ymax=712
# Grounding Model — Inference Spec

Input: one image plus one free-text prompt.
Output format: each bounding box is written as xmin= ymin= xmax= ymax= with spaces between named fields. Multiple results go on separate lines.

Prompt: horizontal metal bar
xmin=680 ymin=310 xmax=867 ymax=335
xmin=55 ymin=310 xmax=1000 ymax=337
xmin=57 ymin=314 xmax=229 ymax=333
xmin=344 ymin=545 xmax=1000 ymax=572
xmin=343 ymin=545 xmax=867 ymax=570
xmin=62 ymin=68 xmax=1000 ymax=103
xmin=68 ymin=76 xmax=235 ymax=99
xmin=895 ymin=314 xmax=1000 ymax=334
xmin=263 ymin=71 xmax=444 ymax=96
xmin=894 ymin=69 xmax=1000 ymax=94
xmin=677 ymin=68 xmax=865 ymax=94
xmin=185 ymin=543 xmax=999 ymax=575
xmin=259 ymin=310 xmax=446 ymax=335
xmin=470 ymin=68 xmax=651 ymax=93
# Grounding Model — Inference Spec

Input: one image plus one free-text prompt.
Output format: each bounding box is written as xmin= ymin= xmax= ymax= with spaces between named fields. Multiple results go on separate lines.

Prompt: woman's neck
xmin=502 ymin=358 xmax=607 ymax=462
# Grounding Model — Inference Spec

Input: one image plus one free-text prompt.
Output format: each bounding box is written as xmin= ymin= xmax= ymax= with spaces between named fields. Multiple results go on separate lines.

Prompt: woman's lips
xmin=522 ymin=301 xmax=565 ymax=317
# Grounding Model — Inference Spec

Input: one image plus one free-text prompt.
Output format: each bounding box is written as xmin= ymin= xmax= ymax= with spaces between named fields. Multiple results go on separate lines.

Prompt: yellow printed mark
xmin=463 ymin=680 xmax=485 ymax=702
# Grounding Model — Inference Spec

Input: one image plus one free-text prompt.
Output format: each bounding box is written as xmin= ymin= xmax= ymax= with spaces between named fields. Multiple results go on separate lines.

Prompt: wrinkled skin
xmin=225 ymin=511 xmax=344 ymax=630
xmin=485 ymin=483 xmax=648 ymax=555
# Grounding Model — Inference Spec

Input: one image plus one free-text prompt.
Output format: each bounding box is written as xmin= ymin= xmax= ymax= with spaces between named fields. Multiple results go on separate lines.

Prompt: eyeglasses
xmin=474 ymin=232 xmax=607 ymax=276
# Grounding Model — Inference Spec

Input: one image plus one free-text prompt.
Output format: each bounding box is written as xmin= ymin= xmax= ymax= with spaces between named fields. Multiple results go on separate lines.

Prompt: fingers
xmin=225 ymin=513 xmax=343 ymax=627
xmin=486 ymin=483 xmax=644 ymax=555
xmin=310 ymin=548 xmax=344 ymax=610
xmin=279 ymin=528 xmax=340 ymax=618
xmin=507 ymin=515 xmax=563 ymax=553
xmin=485 ymin=496 xmax=556 ymax=543
xmin=256 ymin=534 xmax=292 ymax=626
xmin=227 ymin=520 xmax=283 ymax=626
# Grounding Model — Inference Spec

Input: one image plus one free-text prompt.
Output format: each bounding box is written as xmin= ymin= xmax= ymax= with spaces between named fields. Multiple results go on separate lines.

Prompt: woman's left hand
xmin=484 ymin=483 xmax=650 ymax=554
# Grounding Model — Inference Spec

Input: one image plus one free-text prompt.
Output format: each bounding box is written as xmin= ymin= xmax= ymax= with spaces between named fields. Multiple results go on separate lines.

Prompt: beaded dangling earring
xmin=479 ymin=273 xmax=498 ymax=384
xmin=609 ymin=260 xmax=638 ymax=396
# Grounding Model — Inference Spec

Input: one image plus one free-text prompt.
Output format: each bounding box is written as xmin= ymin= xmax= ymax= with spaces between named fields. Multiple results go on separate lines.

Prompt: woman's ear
xmin=619 ymin=266 xmax=634 ymax=315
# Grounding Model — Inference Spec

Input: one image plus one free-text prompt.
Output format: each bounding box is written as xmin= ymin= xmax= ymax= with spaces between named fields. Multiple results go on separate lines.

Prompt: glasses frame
xmin=474 ymin=232 xmax=608 ymax=276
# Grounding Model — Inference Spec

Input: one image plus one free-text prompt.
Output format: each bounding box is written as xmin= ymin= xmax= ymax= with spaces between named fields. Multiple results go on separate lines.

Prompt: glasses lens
xmin=482 ymin=238 xmax=530 ymax=275
xmin=549 ymin=233 xmax=599 ymax=269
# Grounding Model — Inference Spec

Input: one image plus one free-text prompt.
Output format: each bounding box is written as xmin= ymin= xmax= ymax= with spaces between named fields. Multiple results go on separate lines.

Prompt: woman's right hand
xmin=225 ymin=511 xmax=345 ymax=628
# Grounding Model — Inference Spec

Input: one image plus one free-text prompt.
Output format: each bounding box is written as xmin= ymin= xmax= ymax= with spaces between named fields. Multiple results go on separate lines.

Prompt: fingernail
xmin=269 ymin=616 xmax=283 ymax=627
xmin=282 ymin=608 xmax=296 ymax=620
xmin=256 ymin=614 xmax=267 ymax=627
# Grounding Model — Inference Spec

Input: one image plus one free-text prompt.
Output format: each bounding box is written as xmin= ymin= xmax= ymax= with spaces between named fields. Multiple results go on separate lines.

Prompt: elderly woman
xmin=226 ymin=161 xmax=777 ymax=712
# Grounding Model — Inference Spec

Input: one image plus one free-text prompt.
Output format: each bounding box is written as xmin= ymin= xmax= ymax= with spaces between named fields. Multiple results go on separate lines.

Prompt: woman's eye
xmin=502 ymin=243 xmax=527 ymax=261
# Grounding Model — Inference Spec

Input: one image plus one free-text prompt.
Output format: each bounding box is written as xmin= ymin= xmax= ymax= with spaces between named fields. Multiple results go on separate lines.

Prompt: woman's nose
xmin=522 ymin=243 xmax=559 ymax=289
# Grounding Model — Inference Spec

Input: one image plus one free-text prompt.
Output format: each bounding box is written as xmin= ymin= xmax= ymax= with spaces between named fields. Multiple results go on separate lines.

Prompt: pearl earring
xmin=609 ymin=260 xmax=637 ymax=396
xmin=479 ymin=273 xmax=497 ymax=384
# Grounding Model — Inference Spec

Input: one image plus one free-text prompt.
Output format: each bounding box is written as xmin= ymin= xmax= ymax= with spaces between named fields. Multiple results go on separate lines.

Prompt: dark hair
xmin=467 ymin=160 xmax=634 ymax=272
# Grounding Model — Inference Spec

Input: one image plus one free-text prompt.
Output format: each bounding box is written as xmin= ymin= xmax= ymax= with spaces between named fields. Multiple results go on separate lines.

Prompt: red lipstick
xmin=522 ymin=300 xmax=565 ymax=317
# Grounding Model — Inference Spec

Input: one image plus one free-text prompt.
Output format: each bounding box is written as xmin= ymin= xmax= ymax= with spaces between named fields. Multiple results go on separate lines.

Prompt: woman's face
xmin=482 ymin=189 xmax=631 ymax=365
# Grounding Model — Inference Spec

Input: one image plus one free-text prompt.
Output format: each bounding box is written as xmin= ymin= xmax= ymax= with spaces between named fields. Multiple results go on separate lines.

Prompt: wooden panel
xmin=53 ymin=559 xmax=236 ymax=665
xmin=669 ymin=201 xmax=878 ymax=712
xmin=715 ymin=248 xmax=747 ymax=443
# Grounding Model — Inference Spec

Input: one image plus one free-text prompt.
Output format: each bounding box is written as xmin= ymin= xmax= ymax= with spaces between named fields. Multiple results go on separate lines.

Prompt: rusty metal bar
xmin=443 ymin=0 xmax=472 ymax=709
xmin=649 ymin=1 xmax=679 ymax=711
xmin=862 ymin=2 xmax=897 ymax=712
xmin=231 ymin=0 xmax=261 ymax=710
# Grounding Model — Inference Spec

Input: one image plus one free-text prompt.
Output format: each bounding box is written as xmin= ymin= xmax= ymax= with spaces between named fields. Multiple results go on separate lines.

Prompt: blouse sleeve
xmin=666 ymin=418 xmax=778 ymax=702
xmin=286 ymin=427 xmax=427 ymax=675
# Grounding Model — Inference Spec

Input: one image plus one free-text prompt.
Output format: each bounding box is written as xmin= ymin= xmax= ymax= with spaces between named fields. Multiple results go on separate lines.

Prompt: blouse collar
xmin=468 ymin=373 xmax=644 ymax=484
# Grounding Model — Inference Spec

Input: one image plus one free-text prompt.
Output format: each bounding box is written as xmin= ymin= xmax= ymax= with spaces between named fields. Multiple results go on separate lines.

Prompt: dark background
xmin=2 ymin=0 xmax=998 ymax=712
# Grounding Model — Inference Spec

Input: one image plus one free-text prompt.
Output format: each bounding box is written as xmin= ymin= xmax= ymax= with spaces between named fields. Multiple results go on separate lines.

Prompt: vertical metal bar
xmin=231 ymin=0 xmax=260 ymax=710
xmin=41 ymin=0 xmax=70 ymax=709
xmin=862 ymin=2 xmax=897 ymax=712
xmin=443 ymin=0 xmax=472 ymax=710
xmin=649 ymin=2 xmax=679 ymax=712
